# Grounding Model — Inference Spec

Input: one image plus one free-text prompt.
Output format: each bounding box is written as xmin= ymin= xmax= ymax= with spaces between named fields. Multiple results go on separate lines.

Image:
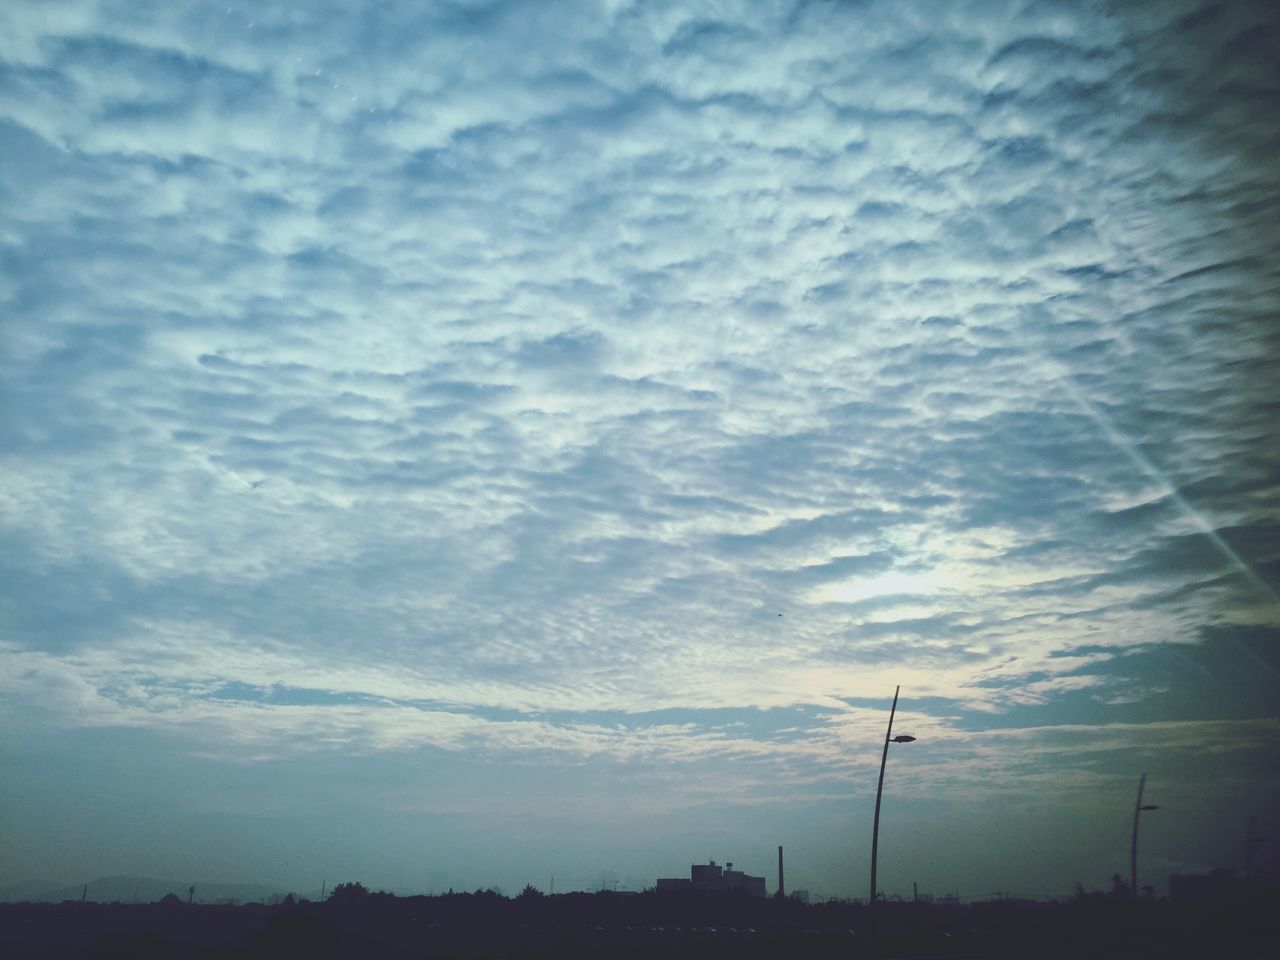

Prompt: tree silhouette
xmin=329 ymin=881 xmax=369 ymax=903
xmin=1109 ymin=874 xmax=1129 ymax=900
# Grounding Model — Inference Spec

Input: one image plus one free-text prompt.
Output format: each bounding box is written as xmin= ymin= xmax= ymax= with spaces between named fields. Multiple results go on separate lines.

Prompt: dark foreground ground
xmin=3 ymin=888 xmax=1276 ymax=959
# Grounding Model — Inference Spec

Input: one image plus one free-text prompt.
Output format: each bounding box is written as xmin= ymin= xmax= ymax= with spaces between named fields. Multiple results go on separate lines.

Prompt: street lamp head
xmin=891 ymin=735 xmax=917 ymax=743
xmin=1140 ymin=804 xmax=1159 ymax=811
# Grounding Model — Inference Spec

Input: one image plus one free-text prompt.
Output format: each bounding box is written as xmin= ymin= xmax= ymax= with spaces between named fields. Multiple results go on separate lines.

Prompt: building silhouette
xmin=656 ymin=860 xmax=766 ymax=897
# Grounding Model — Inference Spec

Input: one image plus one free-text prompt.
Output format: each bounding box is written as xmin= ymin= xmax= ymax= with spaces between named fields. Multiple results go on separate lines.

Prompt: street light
xmin=1130 ymin=772 xmax=1159 ymax=900
xmin=870 ymin=685 xmax=916 ymax=934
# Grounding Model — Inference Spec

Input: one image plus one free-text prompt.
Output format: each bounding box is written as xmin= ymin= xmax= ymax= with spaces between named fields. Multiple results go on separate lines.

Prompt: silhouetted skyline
xmin=5 ymin=875 xmax=1278 ymax=959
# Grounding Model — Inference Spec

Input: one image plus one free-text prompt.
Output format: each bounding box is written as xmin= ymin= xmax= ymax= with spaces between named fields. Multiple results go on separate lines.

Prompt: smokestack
xmin=777 ymin=845 xmax=785 ymax=899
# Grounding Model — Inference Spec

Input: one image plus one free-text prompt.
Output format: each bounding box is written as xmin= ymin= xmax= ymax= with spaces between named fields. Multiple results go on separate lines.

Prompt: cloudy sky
xmin=2 ymin=0 xmax=1278 ymax=900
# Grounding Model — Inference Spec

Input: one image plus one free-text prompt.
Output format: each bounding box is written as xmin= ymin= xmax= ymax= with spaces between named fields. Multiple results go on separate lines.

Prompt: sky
xmin=1 ymin=0 xmax=1278 ymax=902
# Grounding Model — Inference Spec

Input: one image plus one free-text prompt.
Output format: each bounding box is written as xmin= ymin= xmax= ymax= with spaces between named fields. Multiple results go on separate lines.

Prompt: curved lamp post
xmin=870 ymin=685 xmax=916 ymax=934
xmin=1130 ymin=773 xmax=1159 ymax=900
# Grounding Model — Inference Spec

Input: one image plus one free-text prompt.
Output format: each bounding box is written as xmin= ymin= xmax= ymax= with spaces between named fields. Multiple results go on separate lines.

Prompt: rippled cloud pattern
xmin=2 ymin=0 xmax=1277 ymax=896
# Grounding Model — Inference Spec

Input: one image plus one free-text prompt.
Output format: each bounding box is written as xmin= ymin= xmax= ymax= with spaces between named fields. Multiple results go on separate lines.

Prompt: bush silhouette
xmin=328 ymin=882 xmax=369 ymax=903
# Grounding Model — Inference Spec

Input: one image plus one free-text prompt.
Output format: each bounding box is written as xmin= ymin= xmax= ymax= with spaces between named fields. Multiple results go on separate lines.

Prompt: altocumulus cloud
xmin=1 ymin=0 xmax=1278 ymax=893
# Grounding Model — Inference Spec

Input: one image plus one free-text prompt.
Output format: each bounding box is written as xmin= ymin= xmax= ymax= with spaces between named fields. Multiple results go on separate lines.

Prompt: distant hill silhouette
xmin=0 ymin=875 xmax=287 ymax=904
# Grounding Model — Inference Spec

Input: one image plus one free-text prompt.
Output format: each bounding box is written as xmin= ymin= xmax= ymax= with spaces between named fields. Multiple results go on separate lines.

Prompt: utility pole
xmin=1244 ymin=816 xmax=1266 ymax=878
xmin=1130 ymin=773 xmax=1159 ymax=900
xmin=870 ymin=686 xmax=899 ymax=917
xmin=870 ymin=685 xmax=917 ymax=936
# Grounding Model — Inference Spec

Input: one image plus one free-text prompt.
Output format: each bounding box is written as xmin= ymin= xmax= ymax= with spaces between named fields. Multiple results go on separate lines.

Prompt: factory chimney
xmin=777 ymin=845 xmax=785 ymax=899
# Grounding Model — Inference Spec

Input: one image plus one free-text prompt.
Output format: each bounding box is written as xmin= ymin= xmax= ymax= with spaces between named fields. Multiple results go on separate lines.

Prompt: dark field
xmin=3 ymin=888 xmax=1276 ymax=959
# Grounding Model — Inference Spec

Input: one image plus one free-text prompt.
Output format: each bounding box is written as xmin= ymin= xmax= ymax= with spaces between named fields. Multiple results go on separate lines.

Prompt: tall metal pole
xmin=1244 ymin=816 xmax=1263 ymax=878
xmin=870 ymin=685 xmax=901 ymax=929
xmin=1130 ymin=773 xmax=1146 ymax=900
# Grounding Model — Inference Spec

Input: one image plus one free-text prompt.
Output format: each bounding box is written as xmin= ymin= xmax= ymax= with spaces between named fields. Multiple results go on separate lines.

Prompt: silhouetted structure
xmin=870 ymin=683 xmax=916 ymax=937
xmin=1130 ymin=772 xmax=1160 ymax=900
xmin=656 ymin=860 xmax=766 ymax=897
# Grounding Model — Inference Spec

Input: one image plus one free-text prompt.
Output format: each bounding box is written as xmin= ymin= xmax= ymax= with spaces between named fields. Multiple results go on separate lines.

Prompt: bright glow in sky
xmin=2 ymin=0 xmax=1278 ymax=901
